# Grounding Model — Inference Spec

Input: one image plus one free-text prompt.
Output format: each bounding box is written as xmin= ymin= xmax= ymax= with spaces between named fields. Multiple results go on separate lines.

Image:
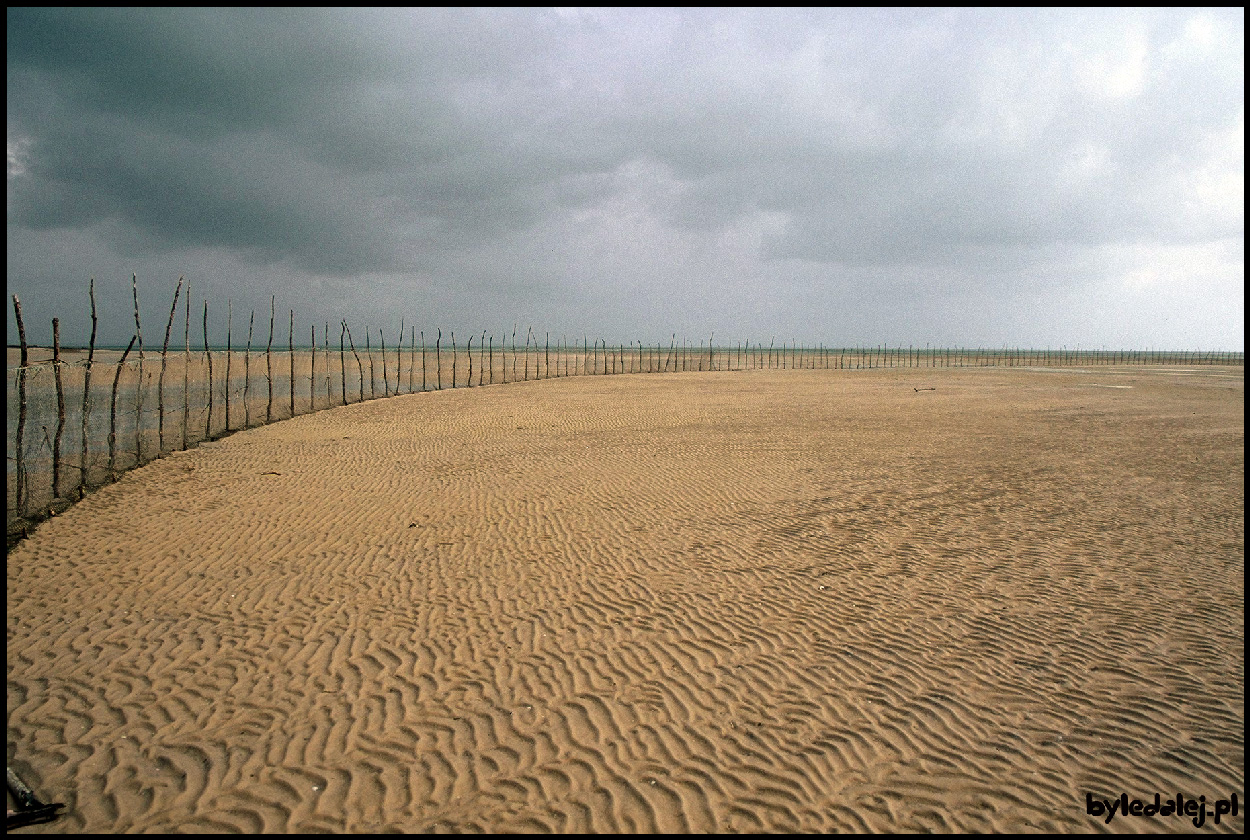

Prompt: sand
xmin=6 ymin=366 xmax=1244 ymax=832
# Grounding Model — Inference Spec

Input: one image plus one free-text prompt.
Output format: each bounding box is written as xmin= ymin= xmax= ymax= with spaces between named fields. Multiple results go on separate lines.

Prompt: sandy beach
xmin=6 ymin=366 xmax=1244 ymax=832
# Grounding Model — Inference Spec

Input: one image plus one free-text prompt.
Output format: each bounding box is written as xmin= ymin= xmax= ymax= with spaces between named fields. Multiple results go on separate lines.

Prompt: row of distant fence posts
xmin=7 ymin=280 xmax=1245 ymax=544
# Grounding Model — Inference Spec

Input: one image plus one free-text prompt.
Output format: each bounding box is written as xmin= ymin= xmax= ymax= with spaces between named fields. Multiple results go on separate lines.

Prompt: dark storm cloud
xmin=6 ymin=7 xmax=1243 ymax=349
xmin=7 ymin=7 xmax=584 ymax=273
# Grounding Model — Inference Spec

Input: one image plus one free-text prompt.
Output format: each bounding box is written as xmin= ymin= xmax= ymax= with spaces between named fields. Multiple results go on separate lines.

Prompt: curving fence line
xmin=7 ymin=284 xmax=1244 ymax=546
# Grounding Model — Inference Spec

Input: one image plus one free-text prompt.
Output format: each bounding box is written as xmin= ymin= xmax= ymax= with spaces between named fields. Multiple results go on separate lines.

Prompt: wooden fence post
xmin=158 ymin=277 xmax=183 ymax=453
xmin=398 ymin=319 xmax=406 ymax=395
xmin=480 ymin=331 xmax=487 ymax=386
xmin=310 ymin=324 xmax=316 ymax=411
xmin=245 ymin=311 xmax=255 ymax=428
xmin=13 ymin=295 xmax=28 ymax=516
xmin=523 ymin=327 xmax=530 ymax=381
xmin=52 ymin=319 xmax=65 ymax=501
xmin=366 ymin=331 xmax=376 ymax=399
xmin=79 ymin=280 xmax=97 ymax=498
xmin=345 ymin=322 xmax=364 ymax=402
xmin=289 ymin=309 xmax=296 ymax=417
xmin=224 ymin=298 xmax=232 ymax=432
xmin=109 ymin=335 xmax=137 ymax=481
xmin=132 ymin=275 xmax=145 ymax=465
xmin=266 ymin=296 xmax=275 ymax=423
xmin=203 ymin=300 xmax=213 ymax=439
xmin=381 ymin=328 xmax=389 ymax=396
xmin=183 ymin=282 xmax=191 ymax=449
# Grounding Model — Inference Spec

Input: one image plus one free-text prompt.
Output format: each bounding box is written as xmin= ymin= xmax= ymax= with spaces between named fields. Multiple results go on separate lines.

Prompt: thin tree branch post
xmin=522 ymin=328 xmax=529 ymax=381
xmin=266 ymin=296 xmax=275 ymax=423
xmin=158 ymin=276 xmax=184 ymax=453
xmin=345 ymin=323 xmax=364 ymax=403
xmin=340 ymin=322 xmax=348 ymax=405
xmin=183 ymin=282 xmax=191 ymax=449
xmin=245 ymin=310 xmax=255 ymax=428
xmin=381 ymin=328 xmax=390 ymax=397
xmin=225 ymin=298 xmax=232 ymax=433
xmin=53 ymin=318 xmax=66 ymax=501
xmin=289 ymin=309 xmax=296 ymax=417
xmin=310 ymin=324 xmax=317 ymax=412
xmin=397 ymin=319 xmax=405 ymax=395
xmin=203 ymin=300 xmax=213 ymax=439
xmin=109 ymin=336 xmax=137 ymax=482
xmin=80 ymin=280 xmax=98 ymax=498
xmin=132 ymin=275 xmax=145 ymax=465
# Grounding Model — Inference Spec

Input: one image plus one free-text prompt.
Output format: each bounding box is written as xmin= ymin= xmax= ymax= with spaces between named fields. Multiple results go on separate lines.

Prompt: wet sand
xmin=6 ymin=366 xmax=1244 ymax=832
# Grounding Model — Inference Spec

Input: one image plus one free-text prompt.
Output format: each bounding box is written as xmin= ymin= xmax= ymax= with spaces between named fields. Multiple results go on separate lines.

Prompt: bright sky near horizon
xmin=6 ymin=8 xmax=1244 ymax=351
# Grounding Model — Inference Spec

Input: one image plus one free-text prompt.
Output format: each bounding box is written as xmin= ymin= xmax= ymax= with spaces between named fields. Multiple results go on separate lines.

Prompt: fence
xmin=7 ymin=288 xmax=1243 ymax=545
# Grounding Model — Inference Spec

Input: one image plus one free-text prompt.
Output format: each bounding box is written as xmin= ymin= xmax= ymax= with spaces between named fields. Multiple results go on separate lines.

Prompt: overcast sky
xmin=7 ymin=7 xmax=1244 ymax=351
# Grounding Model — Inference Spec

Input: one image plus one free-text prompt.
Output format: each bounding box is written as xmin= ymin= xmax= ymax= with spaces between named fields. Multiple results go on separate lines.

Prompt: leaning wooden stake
xmin=479 ymin=331 xmax=487 ymax=386
xmin=79 ymin=280 xmax=98 ymax=497
xmin=203 ymin=300 xmax=213 ymax=439
xmin=396 ymin=319 xmax=405 ymax=395
xmin=225 ymin=299 xmax=232 ymax=432
xmin=340 ymin=323 xmax=348 ymax=405
xmin=380 ymin=328 xmax=389 ymax=397
xmin=132 ymin=275 xmax=145 ymax=465
xmin=266 ymin=296 xmax=275 ymax=423
xmin=183 ymin=282 xmax=191 ymax=449
xmin=436 ymin=328 xmax=443 ymax=390
xmin=523 ymin=328 xmax=531 ymax=381
xmin=12 ymin=294 xmax=27 ymax=366
xmin=366 ymin=332 xmax=375 ymax=398
xmin=109 ymin=335 xmax=137 ymax=481
xmin=52 ymin=319 xmax=66 ymax=501
xmin=289 ymin=309 xmax=296 ymax=417
xmin=13 ymin=295 xmax=28 ymax=515
xmin=310 ymin=324 xmax=317 ymax=411
xmin=345 ymin=322 xmax=364 ymax=402
xmin=158 ymin=276 xmax=184 ymax=453
xmin=244 ymin=310 xmax=254 ymax=428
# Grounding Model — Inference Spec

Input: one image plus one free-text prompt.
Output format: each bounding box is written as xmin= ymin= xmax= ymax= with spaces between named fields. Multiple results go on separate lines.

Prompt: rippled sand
xmin=6 ymin=366 xmax=1244 ymax=832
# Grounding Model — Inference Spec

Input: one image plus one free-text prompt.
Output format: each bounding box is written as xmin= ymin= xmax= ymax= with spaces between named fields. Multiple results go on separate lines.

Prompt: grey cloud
xmin=6 ymin=7 xmax=1242 ymax=350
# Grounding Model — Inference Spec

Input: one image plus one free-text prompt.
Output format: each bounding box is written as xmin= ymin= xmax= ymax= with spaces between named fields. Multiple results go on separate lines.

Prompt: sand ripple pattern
xmin=7 ymin=368 xmax=1244 ymax=832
